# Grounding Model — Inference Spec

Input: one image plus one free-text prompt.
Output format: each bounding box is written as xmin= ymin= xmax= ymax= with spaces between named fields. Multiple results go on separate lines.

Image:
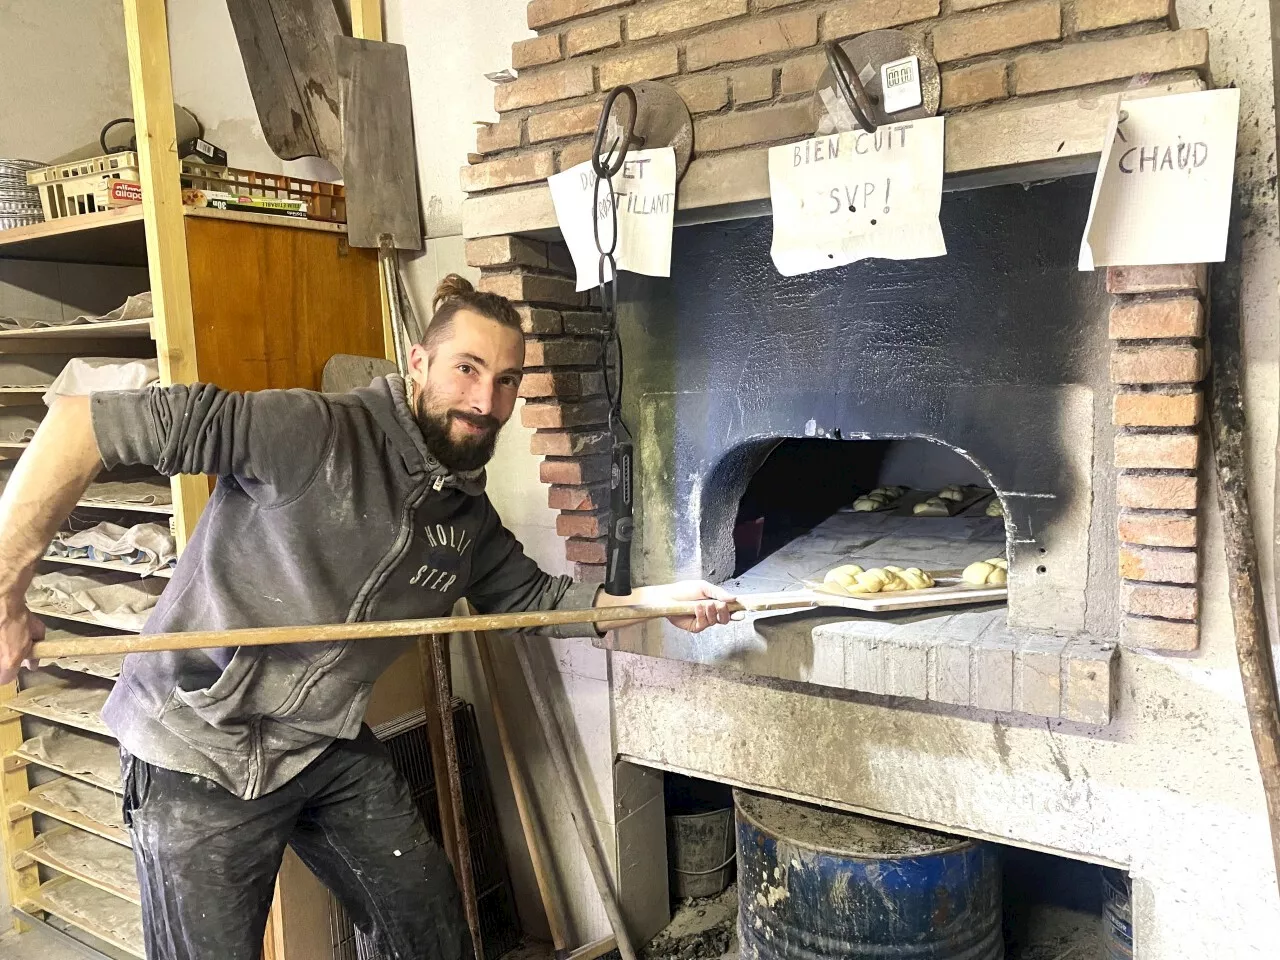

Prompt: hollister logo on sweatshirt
xmin=408 ymin=523 xmax=473 ymax=593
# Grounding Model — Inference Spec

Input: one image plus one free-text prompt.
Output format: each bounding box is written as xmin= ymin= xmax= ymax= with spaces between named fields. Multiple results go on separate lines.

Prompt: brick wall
xmin=463 ymin=1 xmax=1212 ymax=648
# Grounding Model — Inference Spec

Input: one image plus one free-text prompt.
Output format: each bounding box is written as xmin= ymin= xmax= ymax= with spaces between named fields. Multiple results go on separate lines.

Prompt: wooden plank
xmin=184 ymin=216 xmax=384 ymax=393
xmin=22 ymin=875 xmax=144 ymax=958
xmin=40 ymin=554 xmax=173 ymax=579
xmin=6 ymin=683 xmax=112 ymax=737
xmin=30 ymin=604 xmax=142 ymax=635
xmin=0 ymin=207 xmax=147 ymax=266
xmin=460 ymin=75 xmax=1206 ymax=239
xmin=11 ymin=744 xmax=121 ymax=795
xmin=19 ymin=778 xmax=129 ymax=847
xmin=0 ymin=319 xmax=150 ymax=342
xmin=20 ymin=826 xmax=141 ymax=904
xmin=0 ymin=682 xmax=39 ymax=930
xmin=183 ymin=205 xmax=346 ymax=234
xmin=224 ymin=0 xmax=321 ymax=161
xmin=123 ymin=0 xmax=207 ymax=547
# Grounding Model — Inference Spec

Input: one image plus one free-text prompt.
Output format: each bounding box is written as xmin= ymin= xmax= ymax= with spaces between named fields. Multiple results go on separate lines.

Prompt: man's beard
xmin=413 ymin=385 xmax=501 ymax=472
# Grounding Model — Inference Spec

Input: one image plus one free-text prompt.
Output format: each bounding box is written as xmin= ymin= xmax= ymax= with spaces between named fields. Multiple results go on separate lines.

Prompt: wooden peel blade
xmin=29 ymin=594 xmax=821 ymax=659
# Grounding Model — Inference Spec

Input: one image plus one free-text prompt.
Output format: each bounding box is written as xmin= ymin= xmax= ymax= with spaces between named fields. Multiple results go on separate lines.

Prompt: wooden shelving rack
xmin=0 ymin=2 xmax=389 ymax=958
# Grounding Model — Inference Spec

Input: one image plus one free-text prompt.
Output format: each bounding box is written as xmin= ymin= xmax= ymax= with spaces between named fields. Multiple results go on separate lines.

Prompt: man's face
xmin=407 ymin=309 xmax=525 ymax=472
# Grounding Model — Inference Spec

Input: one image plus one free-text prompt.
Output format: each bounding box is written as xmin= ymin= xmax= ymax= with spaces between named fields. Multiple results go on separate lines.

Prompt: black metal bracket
xmin=824 ymin=41 xmax=878 ymax=134
xmin=591 ymin=85 xmax=644 ymax=177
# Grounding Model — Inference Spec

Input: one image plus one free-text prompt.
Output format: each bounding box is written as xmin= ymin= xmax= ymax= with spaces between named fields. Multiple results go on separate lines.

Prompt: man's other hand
xmin=600 ymin=580 xmax=738 ymax=634
xmin=0 ymin=595 xmax=42 ymax=684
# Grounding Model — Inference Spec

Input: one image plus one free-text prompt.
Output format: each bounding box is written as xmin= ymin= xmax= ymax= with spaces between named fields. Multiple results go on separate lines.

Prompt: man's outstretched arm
xmin=0 ymin=397 xmax=101 ymax=682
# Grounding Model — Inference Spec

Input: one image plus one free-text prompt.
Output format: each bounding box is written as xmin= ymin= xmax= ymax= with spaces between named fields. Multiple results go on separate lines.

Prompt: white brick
xmin=971 ymin=629 xmax=1015 ymax=713
xmin=882 ymin=637 xmax=928 ymax=699
xmin=929 ymin=641 xmax=972 ymax=706
xmin=1015 ymin=636 xmax=1066 ymax=719
xmin=844 ymin=635 xmax=888 ymax=696
xmin=1062 ymin=641 xmax=1117 ymax=725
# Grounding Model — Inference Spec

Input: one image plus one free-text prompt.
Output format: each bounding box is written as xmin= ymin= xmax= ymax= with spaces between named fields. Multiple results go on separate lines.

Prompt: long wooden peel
xmin=28 ymin=596 xmax=817 ymax=660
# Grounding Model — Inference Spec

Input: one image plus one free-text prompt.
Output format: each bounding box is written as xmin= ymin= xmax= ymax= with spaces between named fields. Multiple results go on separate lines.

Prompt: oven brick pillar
xmin=467 ymin=236 xmax=611 ymax=582
xmin=1108 ymin=263 xmax=1207 ymax=652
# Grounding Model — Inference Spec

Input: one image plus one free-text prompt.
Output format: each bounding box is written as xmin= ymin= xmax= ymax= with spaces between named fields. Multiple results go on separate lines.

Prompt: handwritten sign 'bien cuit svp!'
xmin=1080 ymin=88 xmax=1240 ymax=269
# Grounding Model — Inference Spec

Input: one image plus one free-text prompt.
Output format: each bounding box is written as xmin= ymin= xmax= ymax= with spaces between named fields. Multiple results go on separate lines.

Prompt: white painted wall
xmin=0 ymin=0 xmax=132 ymax=163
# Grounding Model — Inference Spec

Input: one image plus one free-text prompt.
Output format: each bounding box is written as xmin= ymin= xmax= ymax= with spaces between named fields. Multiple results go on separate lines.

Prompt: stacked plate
xmin=0 ymin=159 xmax=46 ymax=230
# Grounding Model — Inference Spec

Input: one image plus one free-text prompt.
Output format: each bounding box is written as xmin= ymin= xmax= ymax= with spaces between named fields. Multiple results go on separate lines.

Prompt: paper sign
xmin=548 ymin=146 xmax=676 ymax=292
xmin=768 ymin=117 xmax=946 ymax=276
xmin=1080 ymin=88 xmax=1240 ymax=269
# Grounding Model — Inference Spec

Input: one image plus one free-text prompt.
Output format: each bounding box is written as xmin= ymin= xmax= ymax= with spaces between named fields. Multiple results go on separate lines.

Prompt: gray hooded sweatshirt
xmin=89 ymin=374 xmax=599 ymax=800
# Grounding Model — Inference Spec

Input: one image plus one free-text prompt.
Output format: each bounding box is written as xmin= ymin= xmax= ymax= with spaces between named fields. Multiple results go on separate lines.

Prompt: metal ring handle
xmin=592 ymin=85 xmax=639 ymax=178
xmin=824 ymin=41 xmax=878 ymax=134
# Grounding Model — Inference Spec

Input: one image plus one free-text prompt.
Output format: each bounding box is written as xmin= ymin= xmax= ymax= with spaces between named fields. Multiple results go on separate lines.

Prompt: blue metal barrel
xmin=736 ymin=791 xmax=1003 ymax=960
xmin=1101 ymin=868 xmax=1133 ymax=959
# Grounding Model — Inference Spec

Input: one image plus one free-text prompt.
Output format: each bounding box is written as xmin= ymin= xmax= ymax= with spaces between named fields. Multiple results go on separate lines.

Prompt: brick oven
xmin=457 ymin=1 xmax=1280 ymax=957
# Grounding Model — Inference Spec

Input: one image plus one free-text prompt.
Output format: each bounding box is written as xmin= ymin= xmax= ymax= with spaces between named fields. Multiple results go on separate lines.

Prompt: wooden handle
xmin=29 ymin=595 xmax=818 ymax=660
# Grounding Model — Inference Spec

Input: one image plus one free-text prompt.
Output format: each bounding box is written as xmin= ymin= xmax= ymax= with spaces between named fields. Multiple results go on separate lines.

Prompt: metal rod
xmin=513 ymin=638 xmax=638 ymax=960
xmin=431 ymin=635 xmax=483 ymax=960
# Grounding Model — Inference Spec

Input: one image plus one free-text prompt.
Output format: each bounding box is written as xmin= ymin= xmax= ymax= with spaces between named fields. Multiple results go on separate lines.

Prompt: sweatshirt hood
xmin=354 ymin=374 xmax=487 ymax=497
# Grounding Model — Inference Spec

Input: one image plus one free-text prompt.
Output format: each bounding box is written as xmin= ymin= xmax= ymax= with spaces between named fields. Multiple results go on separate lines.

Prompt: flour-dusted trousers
xmin=121 ymin=726 xmax=470 ymax=960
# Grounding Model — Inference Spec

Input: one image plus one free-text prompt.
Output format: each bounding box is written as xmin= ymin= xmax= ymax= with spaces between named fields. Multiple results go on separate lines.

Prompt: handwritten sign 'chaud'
xmin=548 ymin=147 xmax=677 ymax=292
xmin=1080 ymin=88 xmax=1240 ymax=269
xmin=768 ymin=117 xmax=946 ymax=276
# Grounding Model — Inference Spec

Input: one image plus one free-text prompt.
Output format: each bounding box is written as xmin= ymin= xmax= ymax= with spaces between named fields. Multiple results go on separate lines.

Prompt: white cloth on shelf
xmin=27 ymin=570 xmax=165 ymax=631
xmin=0 ymin=291 xmax=152 ymax=330
xmin=50 ymin=520 xmax=176 ymax=574
xmin=43 ymin=357 xmax=159 ymax=407
xmin=80 ymin=477 xmax=172 ymax=507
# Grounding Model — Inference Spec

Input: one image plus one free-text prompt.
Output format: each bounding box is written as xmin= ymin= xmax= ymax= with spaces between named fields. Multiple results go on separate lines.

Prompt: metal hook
xmin=592 ymin=85 xmax=641 ymax=178
xmin=824 ymin=41 xmax=878 ymax=135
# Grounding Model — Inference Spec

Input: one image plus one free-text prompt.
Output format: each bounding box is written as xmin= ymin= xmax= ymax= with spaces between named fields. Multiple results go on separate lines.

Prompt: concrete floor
xmin=1 ymin=928 xmax=89 ymax=960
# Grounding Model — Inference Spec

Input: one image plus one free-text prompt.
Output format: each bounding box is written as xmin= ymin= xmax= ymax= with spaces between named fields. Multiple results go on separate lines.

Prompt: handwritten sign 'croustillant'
xmin=1080 ymin=88 xmax=1240 ymax=269
xmin=548 ymin=147 xmax=676 ymax=292
xmin=768 ymin=117 xmax=945 ymax=276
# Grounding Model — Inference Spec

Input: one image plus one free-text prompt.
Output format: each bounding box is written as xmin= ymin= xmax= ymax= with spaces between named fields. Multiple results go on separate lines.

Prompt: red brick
xmin=598 ymin=45 xmax=679 ymax=89
xmin=732 ymin=65 xmax=775 ymax=105
xmin=528 ymin=100 xmax=603 ymax=143
xmin=1122 ymin=582 xmax=1197 ymax=620
xmin=779 ymin=53 xmax=826 ymax=95
xmin=525 ymin=338 xmax=602 ymax=366
xmin=1107 ymin=264 xmax=1206 ymax=295
xmin=1116 ymin=473 xmax=1197 ymax=510
xmin=565 ymin=17 xmax=622 ymax=56
xmin=685 ymin=12 xmax=818 ymax=72
xmin=933 ymin=0 xmax=1061 ymax=64
xmin=940 ymin=60 xmax=1008 ymax=109
xmin=627 ymin=0 xmax=747 ymax=41
xmin=1118 ymin=545 xmax=1197 ymax=584
xmin=530 ymin=429 xmax=611 ymax=456
xmin=476 ymin=116 xmax=522 ymax=153
xmin=548 ymin=482 xmax=609 ymax=511
xmin=674 ymin=74 xmax=730 ymax=113
xmin=479 ymin=271 xmax=584 ymax=306
xmin=1121 ymin=616 xmax=1199 ymax=651
xmin=1110 ymin=345 xmax=1203 ymax=385
xmin=1113 ymin=391 xmax=1202 ymax=428
xmin=460 ymin=151 xmax=555 ymax=192
xmin=574 ymin=562 xmax=607 ymax=583
xmin=558 ymin=138 xmax=596 ymax=169
xmin=515 ymin=305 xmax=564 ymax=335
xmin=1118 ymin=512 xmax=1197 ymax=548
xmin=565 ymin=537 xmax=608 ymax=564
xmin=695 ymin=100 xmax=816 ymax=152
xmin=519 ymin=371 xmax=580 ymax=398
xmin=521 ymin=398 xmax=610 ymax=429
xmin=1012 ymin=29 xmax=1207 ymax=95
xmin=541 ymin=455 xmax=610 ymax=485
xmin=558 ymin=510 xmax=610 ymax=538
xmin=1074 ymin=0 xmax=1170 ymax=32
xmin=1114 ymin=432 xmax=1199 ymax=469
xmin=512 ymin=33 xmax=562 ymax=70
xmin=528 ymin=0 xmax=631 ymax=30
xmin=465 ymin=235 xmax=548 ymax=269
xmin=495 ymin=62 xmax=594 ymax=112
xmin=1109 ymin=298 xmax=1204 ymax=339
xmin=823 ymin=0 xmax=940 ymax=40
xmin=562 ymin=310 xmax=610 ymax=334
